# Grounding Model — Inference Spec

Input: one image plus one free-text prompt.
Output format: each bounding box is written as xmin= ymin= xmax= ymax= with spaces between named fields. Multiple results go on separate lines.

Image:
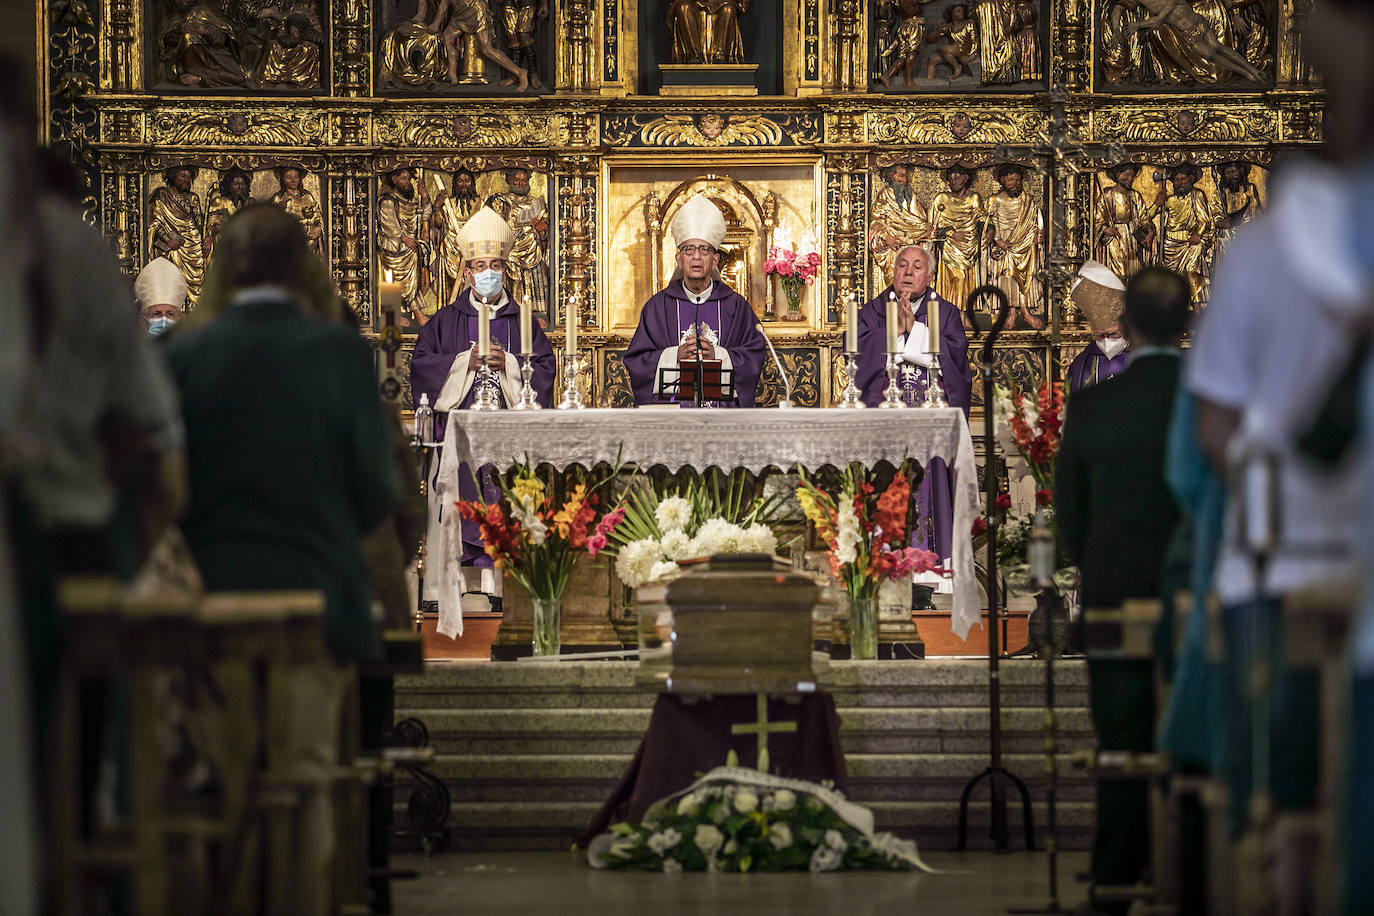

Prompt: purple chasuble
xmin=623 ymin=279 xmax=767 ymax=406
xmin=410 ymin=289 xmax=557 ymax=564
xmin=1066 ymin=341 xmax=1130 ymax=394
xmin=855 ymin=287 xmax=973 ymax=560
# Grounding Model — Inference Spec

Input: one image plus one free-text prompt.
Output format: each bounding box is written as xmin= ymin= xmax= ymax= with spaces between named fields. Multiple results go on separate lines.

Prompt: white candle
xmin=478 ymin=306 xmax=490 ymax=359
xmin=885 ymin=292 xmax=898 ymax=354
xmin=520 ymin=300 xmax=532 ymax=356
xmin=926 ymin=294 xmax=940 ymax=354
xmin=845 ymin=293 xmax=858 ymax=353
xmin=379 ymin=269 xmax=402 ymax=313
xmin=566 ymin=296 xmax=578 ymax=356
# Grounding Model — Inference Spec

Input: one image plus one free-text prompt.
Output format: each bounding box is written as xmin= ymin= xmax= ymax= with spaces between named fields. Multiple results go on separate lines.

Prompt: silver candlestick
xmin=921 ymin=354 xmax=950 ymax=408
xmin=838 ymin=351 xmax=865 ymax=408
xmin=878 ymin=354 xmax=906 ymax=409
xmin=470 ymin=363 xmax=500 ymax=411
xmin=513 ymin=354 xmax=541 ymax=410
xmin=556 ymin=352 xmax=585 ymax=410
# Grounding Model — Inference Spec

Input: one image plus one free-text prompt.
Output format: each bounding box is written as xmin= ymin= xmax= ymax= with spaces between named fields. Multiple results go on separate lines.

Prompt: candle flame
xmin=385 ymin=270 xmax=393 ymax=283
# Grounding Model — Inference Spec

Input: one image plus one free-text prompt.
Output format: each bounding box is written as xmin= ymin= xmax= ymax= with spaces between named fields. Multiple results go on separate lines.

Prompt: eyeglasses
xmin=678 ymin=244 xmax=716 ymax=256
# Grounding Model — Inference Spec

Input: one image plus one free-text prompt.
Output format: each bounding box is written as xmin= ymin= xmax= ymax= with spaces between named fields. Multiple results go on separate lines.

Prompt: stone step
xmin=415 ymin=752 xmax=1098 ymax=804
xmin=417 ymin=799 xmax=1096 ymax=853
xmin=395 ymin=659 xmax=1090 ymax=711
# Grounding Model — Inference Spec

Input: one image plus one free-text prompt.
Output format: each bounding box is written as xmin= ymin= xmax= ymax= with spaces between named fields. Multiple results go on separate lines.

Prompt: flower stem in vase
xmin=532 ymin=596 xmax=561 ymax=657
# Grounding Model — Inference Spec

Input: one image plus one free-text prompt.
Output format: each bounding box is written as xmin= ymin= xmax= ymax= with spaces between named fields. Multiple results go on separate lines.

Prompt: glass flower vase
xmin=849 ymin=595 xmax=878 ymax=660
xmin=781 ymin=282 xmax=805 ymax=322
xmin=532 ymin=597 xmax=561 ymax=657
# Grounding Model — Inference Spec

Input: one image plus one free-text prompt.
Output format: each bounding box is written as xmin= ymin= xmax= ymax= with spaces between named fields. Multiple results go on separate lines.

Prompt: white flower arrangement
xmin=655 ymin=496 xmax=692 ymax=533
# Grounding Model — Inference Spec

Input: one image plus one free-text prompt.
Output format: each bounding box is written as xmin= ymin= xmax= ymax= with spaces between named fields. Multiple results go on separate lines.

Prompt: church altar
xmin=437 ymin=406 xmax=981 ymax=639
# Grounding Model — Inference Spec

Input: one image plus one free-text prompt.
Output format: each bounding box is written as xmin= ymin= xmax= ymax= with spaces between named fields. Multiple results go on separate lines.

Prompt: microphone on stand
xmin=757 ymin=322 xmax=794 ymax=408
xmin=693 ymin=301 xmax=704 ymax=409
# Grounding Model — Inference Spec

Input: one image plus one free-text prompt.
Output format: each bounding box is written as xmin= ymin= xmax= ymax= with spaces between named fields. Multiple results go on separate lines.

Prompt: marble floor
xmin=390 ymin=849 xmax=1091 ymax=915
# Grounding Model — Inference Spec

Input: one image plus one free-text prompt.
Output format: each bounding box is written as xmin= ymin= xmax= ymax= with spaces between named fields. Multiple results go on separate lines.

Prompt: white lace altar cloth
xmin=435 ymin=408 xmax=981 ymax=641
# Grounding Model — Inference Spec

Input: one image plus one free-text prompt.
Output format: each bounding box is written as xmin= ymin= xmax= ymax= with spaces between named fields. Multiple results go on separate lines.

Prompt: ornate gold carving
xmin=1093 ymin=106 xmax=1277 ymax=142
xmin=871 ymin=108 xmax=1036 ymax=144
xmin=149 ymin=110 xmax=326 ymax=146
xmin=374 ymin=111 xmax=552 ymax=147
xmin=639 ymin=113 xmax=783 ymax=146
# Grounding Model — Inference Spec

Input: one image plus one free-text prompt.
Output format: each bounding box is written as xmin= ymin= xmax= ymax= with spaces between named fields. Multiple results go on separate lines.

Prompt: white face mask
xmin=148 ymin=316 xmax=176 ymax=337
xmin=1099 ymin=336 xmax=1128 ymax=360
xmin=472 ymin=269 xmax=503 ymax=299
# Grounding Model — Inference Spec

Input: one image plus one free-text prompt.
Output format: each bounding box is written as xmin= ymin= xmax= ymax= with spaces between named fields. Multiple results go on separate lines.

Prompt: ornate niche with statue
xmin=872 ymin=0 xmax=1046 ymax=91
xmin=1097 ymin=0 xmax=1274 ymax=88
xmin=639 ymin=0 xmax=783 ymax=95
xmin=149 ymin=0 xmax=326 ymax=90
xmin=376 ymin=0 xmax=553 ymax=92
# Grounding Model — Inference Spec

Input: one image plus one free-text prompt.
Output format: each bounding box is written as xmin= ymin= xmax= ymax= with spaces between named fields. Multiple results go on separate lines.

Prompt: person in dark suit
xmin=163 ymin=204 xmax=398 ymax=915
xmin=1055 ymin=266 xmax=1190 ymax=914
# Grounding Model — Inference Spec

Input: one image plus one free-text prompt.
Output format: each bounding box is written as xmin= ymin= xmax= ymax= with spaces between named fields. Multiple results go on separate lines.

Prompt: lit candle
xmin=379 ymin=269 xmax=401 ymax=314
xmin=926 ymin=293 xmax=940 ymax=355
xmin=566 ymin=295 xmax=578 ymax=356
xmin=520 ymin=299 xmax=532 ymax=356
xmin=477 ymin=305 xmax=490 ymax=359
xmin=845 ymin=292 xmax=858 ymax=353
xmin=885 ymin=291 xmax=898 ymax=354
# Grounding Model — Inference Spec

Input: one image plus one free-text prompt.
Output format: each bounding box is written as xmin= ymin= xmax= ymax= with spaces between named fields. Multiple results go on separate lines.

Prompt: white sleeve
xmin=899 ymin=323 xmax=935 ymax=368
xmin=654 ymin=348 xmax=679 ymax=397
xmin=497 ymin=351 xmax=523 ymax=406
xmin=434 ymin=345 xmax=477 ymax=412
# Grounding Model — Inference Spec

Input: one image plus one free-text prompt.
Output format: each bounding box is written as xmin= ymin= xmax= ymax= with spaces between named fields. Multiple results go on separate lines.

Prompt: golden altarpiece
xmin=37 ymin=0 xmax=1324 ymax=412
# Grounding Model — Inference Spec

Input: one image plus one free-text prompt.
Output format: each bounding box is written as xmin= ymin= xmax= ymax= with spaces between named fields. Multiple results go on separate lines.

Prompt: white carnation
xmin=733 ymin=790 xmax=758 ymax=814
xmin=655 ymin=496 xmax=692 ymax=533
xmin=825 ymin=829 xmax=848 ymax=851
xmin=660 ymin=530 xmax=693 ymax=560
xmin=694 ymin=518 xmax=747 ymax=556
xmin=809 ymin=844 xmax=843 ymax=872
xmin=772 ymin=789 xmax=796 ymax=811
xmin=742 ymin=523 xmax=777 ymax=555
xmin=768 ymin=822 xmax=793 ymax=849
xmin=616 ymin=539 xmax=665 ymax=588
xmin=694 ymin=824 xmax=724 ymax=858
xmin=647 ymin=828 xmax=682 ymax=854
xmin=648 ymin=560 xmax=682 ymax=582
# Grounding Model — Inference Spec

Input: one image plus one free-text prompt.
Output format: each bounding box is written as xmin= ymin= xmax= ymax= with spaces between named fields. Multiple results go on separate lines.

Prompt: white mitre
xmin=671 ymin=195 xmax=727 ymax=249
xmin=1070 ymin=260 xmax=1126 ymax=332
xmin=456 ymin=206 xmax=515 ymax=262
xmin=134 ymin=257 xmax=188 ymax=309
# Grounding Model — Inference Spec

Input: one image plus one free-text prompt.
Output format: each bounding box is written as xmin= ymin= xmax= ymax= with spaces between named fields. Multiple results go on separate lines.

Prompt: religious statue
xmin=494 ymin=0 xmax=549 ymax=89
xmin=868 ymin=162 xmax=932 ymax=292
xmin=1095 ymin=162 xmax=1156 ymax=282
xmin=379 ymin=0 xmax=449 ymax=87
xmin=1211 ymin=160 xmax=1263 ymax=257
xmin=254 ymin=12 xmax=321 ymax=88
xmin=877 ymin=0 xmax=925 ymax=89
xmin=929 ymin=165 xmax=985 ymax=318
xmin=976 ymin=0 xmax=1021 ymax=83
xmin=269 ymin=165 xmax=324 ymax=257
xmin=925 ymin=4 xmax=978 ymax=80
xmin=148 ymin=165 xmax=206 ymax=305
xmin=1155 ymin=162 xmax=1214 ymax=305
xmin=982 ymin=164 xmax=1044 ymax=329
xmin=431 ymin=0 xmax=530 ymax=90
xmin=484 ymin=168 xmax=550 ymax=320
xmin=434 ymin=167 xmax=483 ymax=305
xmin=1013 ymin=1 xmax=1043 ymax=81
xmin=1102 ymin=0 xmax=1269 ymax=84
xmin=377 ymin=167 xmax=436 ymax=323
xmin=160 ymin=0 xmax=250 ymax=87
xmin=669 ymin=0 xmax=752 ymax=64
xmin=203 ymin=166 xmax=256 ymax=263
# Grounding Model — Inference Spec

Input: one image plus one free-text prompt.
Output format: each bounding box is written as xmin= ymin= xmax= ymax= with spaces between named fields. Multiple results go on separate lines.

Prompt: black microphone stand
xmin=956 ymin=284 xmax=1036 ymax=853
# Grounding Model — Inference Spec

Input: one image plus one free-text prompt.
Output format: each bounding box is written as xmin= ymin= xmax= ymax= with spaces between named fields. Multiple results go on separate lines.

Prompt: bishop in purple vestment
xmin=409 ymin=208 xmax=556 ymax=577
xmin=1067 ymin=338 xmax=1130 ymax=394
xmin=623 ymin=195 xmax=767 ymax=406
xmin=856 ymin=244 xmax=972 ymax=561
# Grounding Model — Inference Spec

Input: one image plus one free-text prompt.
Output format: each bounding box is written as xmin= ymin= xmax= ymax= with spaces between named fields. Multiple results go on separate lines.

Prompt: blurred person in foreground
xmin=163 ymin=203 xmax=398 ymax=916
xmin=1055 ymin=267 xmax=1189 ymax=915
xmin=1185 ymin=0 xmax=1374 ymax=910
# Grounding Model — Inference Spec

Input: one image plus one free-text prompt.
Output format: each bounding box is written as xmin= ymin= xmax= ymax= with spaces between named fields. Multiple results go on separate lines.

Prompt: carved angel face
xmin=697 ymin=113 xmax=726 ymax=140
xmin=948 ymin=112 xmax=974 ymax=139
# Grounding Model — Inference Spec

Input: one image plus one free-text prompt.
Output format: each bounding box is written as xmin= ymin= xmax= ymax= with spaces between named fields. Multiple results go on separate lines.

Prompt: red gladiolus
xmin=1035 ymin=489 xmax=1053 ymax=506
xmin=874 ymin=475 xmax=911 ymax=548
xmin=994 ymin=492 xmax=1012 ymax=513
xmin=971 ymin=517 xmax=988 ymax=537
